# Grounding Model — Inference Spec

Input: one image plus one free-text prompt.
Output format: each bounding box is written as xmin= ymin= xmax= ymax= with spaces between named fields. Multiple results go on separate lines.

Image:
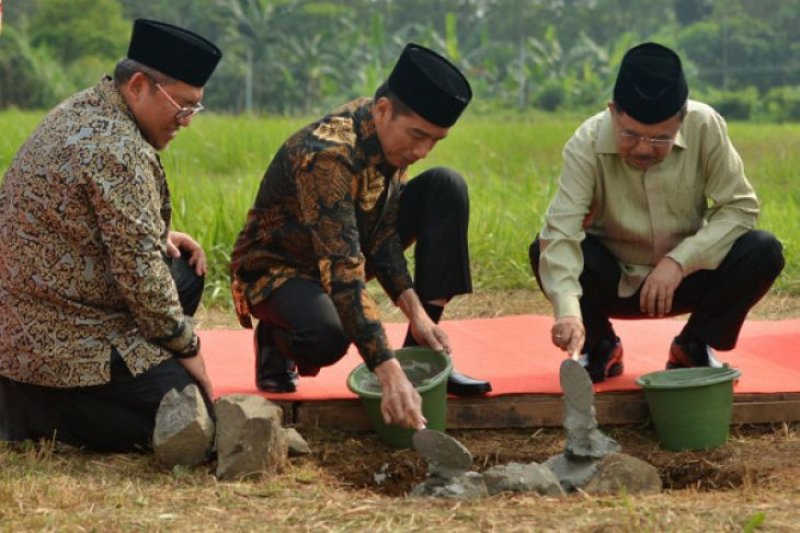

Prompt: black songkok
xmin=387 ymin=43 xmax=472 ymax=128
xmin=613 ymin=42 xmax=688 ymax=124
xmin=127 ymin=19 xmax=222 ymax=87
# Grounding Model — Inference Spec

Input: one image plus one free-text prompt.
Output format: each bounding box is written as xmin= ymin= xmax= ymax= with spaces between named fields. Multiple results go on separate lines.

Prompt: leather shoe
xmin=447 ymin=370 xmax=492 ymax=396
xmin=579 ymin=336 xmax=624 ymax=383
xmin=667 ymin=336 xmax=723 ymax=369
xmin=254 ymin=324 xmax=298 ymax=393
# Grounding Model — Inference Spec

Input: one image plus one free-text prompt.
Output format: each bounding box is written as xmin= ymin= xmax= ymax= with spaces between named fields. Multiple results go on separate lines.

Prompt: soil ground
xmin=194 ymin=291 xmax=800 ymax=516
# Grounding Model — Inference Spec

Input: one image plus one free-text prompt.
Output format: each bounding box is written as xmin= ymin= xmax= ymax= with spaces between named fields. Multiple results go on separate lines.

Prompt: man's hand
xmin=167 ymin=231 xmax=207 ymax=276
xmin=407 ymin=316 xmax=451 ymax=354
xmin=640 ymin=256 xmax=684 ymax=317
xmin=373 ymin=358 xmax=426 ymax=429
xmin=396 ymin=289 xmax=451 ymax=354
xmin=551 ymin=316 xmax=585 ymax=356
xmin=177 ymin=351 xmax=214 ymax=401
xmin=231 ymin=279 xmax=253 ymax=329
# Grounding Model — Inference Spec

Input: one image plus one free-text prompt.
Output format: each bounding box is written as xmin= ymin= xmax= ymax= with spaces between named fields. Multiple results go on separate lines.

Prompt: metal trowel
xmin=412 ymin=428 xmax=472 ymax=472
xmin=559 ymin=349 xmax=594 ymax=420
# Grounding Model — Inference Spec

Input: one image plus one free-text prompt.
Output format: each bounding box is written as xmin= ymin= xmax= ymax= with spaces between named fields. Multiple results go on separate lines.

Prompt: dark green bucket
xmin=346 ymin=347 xmax=452 ymax=448
xmin=636 ymin=366 xmax=741 ymax=451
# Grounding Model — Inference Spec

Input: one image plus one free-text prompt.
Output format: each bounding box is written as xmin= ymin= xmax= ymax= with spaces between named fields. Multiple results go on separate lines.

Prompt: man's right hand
xmin=178 ymin=352 xmax=214 ymax=401
xmin=373 ymin=358 xmax=426 ymax=429
xmin=550 ymin=316 xmax=585 ymax=356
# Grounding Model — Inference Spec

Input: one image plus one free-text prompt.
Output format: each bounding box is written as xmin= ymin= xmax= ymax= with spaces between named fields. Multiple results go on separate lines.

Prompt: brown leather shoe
xmin=667 ymin=336 xmax=723 ymax=369
xmin=580 ymin=337 xmax=624 ymax=383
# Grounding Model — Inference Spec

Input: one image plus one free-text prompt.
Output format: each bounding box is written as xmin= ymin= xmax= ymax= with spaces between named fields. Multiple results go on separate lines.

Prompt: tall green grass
xmin=1 ymin=111 xmax=797 ymax=305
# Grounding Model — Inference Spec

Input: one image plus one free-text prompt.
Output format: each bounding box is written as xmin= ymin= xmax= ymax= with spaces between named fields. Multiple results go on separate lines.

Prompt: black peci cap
xmin=387 ymin=43 xmax=472 ymax=128
xmin=613 ymin=42 xmax=688 ymax=124
xmin=127 ymin=19 xmax=222 ymax=87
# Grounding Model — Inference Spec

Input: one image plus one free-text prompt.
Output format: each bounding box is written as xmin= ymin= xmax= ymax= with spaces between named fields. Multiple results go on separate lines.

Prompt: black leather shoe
xmin=254 ymin=324 xmax=298 ymax=393
xmin=447 ymin=371 xmax=492 ymax=396
xmin=580 ymin=336 xmax=624 ymax=384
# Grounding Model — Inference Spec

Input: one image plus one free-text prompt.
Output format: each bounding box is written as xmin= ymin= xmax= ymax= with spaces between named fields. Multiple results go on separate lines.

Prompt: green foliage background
xmin=3 ymin=0 xmax=800 ymax=120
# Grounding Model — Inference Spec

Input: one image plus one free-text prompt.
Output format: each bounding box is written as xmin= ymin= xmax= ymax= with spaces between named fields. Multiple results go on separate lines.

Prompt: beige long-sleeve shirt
xmin=538 ymin=100 xmax=759 ymax=320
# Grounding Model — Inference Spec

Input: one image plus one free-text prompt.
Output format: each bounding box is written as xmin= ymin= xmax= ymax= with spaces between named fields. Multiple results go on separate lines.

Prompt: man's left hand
xmin=408 ymin=318 xmax=451 ymax=354
xmin=168 ymin=231 xmax=207 ymax=276
xmin=640 ymin=257 xmax=684 ymax=317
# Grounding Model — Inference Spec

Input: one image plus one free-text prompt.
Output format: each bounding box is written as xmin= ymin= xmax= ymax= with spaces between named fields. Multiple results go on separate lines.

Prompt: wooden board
xmin=269 ymin=392 xmax=800 ymax=432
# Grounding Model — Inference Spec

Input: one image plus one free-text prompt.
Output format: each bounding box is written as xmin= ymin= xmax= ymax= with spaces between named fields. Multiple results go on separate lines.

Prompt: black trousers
xmin=252 ymin=167 xmax=472 ymax=371
xmin=529 ymin=230 xmax=784 ymax=353
xmin=0 ymin=253 xmax=206 ymax=452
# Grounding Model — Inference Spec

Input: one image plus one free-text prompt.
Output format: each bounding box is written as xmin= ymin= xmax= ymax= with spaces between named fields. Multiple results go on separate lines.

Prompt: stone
xmin=284 ymin=427 xmax=311 ymax=456
xmin=544 ymin=453 xmax=599 ymax=492
xmin=214 ymin=395 xmax=288 ymax=480
xmin=410 ymin=471 xmax=488 ymax=499
xmin=483 ymin=462 xmax=564 ymax=496
xmin=582 ymin=453 xmax=662 ymax=495
xmin=153 ymin=384 xmax=214 ymax=467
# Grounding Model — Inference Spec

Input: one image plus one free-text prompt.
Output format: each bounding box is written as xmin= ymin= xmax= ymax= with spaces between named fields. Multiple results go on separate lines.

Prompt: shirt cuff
xmin=552 ymin=294 xmax=582 ymax=321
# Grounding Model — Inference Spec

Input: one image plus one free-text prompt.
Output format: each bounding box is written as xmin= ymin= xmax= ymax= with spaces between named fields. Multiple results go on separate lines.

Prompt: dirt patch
xmin=298 ymin=423 xmax=800 ymax=497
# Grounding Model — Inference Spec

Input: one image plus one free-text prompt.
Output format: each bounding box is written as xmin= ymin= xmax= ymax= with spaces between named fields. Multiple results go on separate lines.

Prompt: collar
xmin=97 ymin=75 xmax=136 ymax=121
xmin=350 ymin=98 xmax=391 ymax=170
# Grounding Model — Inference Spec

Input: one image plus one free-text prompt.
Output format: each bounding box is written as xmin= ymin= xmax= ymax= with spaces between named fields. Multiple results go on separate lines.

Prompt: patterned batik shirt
xmin=231 ymin=98 xmax=413 ymax=370
xmin=0 ymin=77 xmax=199 ymax=388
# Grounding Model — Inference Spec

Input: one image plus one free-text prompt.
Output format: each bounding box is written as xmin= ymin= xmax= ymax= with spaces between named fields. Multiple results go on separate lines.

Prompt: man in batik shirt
xmin=231 ymin=43 xmax=491 ymax=430
xmin=0 ymin=19 xmax=221 ymax=451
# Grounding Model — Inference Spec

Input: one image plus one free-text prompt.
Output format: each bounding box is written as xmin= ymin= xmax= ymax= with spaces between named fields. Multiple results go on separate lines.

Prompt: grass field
xmin=1 ymin=109 xmax=798 ymax=306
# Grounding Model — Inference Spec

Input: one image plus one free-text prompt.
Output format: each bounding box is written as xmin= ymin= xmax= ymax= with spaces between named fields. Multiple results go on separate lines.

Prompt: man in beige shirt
xmin=530 ymin=42 xmax=784 ymax=383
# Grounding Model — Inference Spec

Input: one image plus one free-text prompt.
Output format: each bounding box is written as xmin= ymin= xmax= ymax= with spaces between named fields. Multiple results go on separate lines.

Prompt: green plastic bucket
xmin=636 ymin=366 xmax=741 ymax=451
xmin=346 ymin=347 xmax=452 ymax=448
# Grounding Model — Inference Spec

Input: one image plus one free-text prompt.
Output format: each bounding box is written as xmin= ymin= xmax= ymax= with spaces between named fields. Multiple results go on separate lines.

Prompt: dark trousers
xmin=252 ymin=167 xmax=472 ymax=371
xmin=0 ymin=254 xmax=205 ymax=452
xmin=529 ymin=230 xmax=784 ymax=353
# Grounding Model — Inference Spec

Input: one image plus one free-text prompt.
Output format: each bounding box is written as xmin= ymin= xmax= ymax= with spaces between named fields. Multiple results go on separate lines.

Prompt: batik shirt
xmin=539 ymin=100 xmax=759 ymax=320
xmin=0 ymin=77 xmax=199 ymax=388
xmin=231 ymin=98 xmax=413 ymax=370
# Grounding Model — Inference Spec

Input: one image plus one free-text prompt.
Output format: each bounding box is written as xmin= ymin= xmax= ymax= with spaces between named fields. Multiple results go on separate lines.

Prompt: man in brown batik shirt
xmin=0 ymin=19 xmax=221 ymax=452
xmin=231 ymin=43 xmax=491 ymax=430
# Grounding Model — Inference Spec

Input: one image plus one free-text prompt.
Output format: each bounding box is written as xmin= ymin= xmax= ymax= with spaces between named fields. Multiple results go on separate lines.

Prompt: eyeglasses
xmin=155 ymin=82 xmax=204 ymax=120
xmin=617 ymin=129 xmax=675 ymax=148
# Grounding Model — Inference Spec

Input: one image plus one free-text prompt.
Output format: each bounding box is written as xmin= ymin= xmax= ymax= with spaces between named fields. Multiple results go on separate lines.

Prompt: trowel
xmin=559 ymin=349 xmax=593 ymax=414
xmin=412 ymin=428 xmax=472 ymax=472
xmin=559 ymin=349 xmax=620 ymax=459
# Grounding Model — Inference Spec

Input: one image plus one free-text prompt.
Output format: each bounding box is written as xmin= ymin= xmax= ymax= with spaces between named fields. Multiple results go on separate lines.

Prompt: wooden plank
xmin=284 ymin=392 xmax=800 ymax=432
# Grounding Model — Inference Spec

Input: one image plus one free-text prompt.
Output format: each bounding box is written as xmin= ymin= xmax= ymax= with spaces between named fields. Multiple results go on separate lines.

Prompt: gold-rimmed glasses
xmin=618 ymin=129 xmax=675 ymax=148
xmin=154 ymin=82 xmax=204 ymax=120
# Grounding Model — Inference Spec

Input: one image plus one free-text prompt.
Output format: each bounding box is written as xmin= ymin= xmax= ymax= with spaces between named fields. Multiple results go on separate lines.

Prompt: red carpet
xmin=202 ymin=316 xmax=800 ymax=400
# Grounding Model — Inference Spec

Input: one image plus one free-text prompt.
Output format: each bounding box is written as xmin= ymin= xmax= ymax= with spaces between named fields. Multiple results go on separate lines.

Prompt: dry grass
xmin=2 ymin=424 xmax=800 ymax=532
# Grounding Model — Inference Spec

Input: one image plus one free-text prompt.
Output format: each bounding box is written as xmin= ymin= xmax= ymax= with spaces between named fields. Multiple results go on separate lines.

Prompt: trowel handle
xmin=569 ymin=349 xmax=580 ymax=362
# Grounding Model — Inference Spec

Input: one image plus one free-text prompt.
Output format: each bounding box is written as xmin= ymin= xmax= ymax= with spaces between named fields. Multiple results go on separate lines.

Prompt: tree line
xmin=2 ymin=0 xmax=800 ymax=121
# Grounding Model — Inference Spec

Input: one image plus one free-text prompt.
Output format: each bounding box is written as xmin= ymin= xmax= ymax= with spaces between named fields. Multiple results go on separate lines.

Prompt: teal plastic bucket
xmin=636 ymin=366 xmax=741 ymax=451
xmin=346 ymin=347 xmax=452 ymax=448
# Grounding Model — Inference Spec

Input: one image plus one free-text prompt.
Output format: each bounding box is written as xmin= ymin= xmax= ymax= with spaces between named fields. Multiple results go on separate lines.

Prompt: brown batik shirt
xmin=231 ymin=98 xmax=413 ymax=370
xmin=0 ymin=77 xmax=199 ymax=388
